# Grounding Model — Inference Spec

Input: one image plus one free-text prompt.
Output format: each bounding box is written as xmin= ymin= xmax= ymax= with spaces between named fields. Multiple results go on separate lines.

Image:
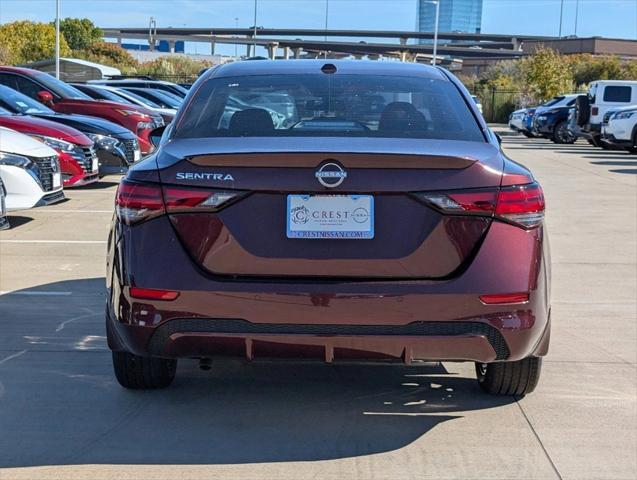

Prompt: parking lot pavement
xmin=0 ymin=134 xmax=635 ymax=480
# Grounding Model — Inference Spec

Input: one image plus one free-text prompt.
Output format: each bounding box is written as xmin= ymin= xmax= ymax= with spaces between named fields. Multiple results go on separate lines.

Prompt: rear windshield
xmin=173 ymin=74 xmax=484 ymax=141
xmin=542 ymin=96 xmax=564 ymax=107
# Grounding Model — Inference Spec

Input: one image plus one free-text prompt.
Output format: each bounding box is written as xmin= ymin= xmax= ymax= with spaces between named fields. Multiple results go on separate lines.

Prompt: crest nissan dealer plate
xmin=286 ymin=194 xmax=374 ymax=239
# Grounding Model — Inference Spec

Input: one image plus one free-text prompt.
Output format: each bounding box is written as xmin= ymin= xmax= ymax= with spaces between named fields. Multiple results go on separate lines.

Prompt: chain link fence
xmin=470 ymin=88 xmax=523 ymax=124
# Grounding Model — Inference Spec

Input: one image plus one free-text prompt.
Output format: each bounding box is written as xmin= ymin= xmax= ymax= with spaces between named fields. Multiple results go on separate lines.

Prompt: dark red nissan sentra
xmin=107 ymin=60 xmax=550 ymax=395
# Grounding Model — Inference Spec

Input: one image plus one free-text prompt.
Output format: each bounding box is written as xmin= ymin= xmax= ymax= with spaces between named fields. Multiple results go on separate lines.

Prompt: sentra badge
xmin=176 ymin=172 xmax=235 ymax=181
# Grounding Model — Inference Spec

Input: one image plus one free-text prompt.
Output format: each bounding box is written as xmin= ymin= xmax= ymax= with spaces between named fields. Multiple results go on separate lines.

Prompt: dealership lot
xmin=0 ymin=133 xmax=635 ymax=479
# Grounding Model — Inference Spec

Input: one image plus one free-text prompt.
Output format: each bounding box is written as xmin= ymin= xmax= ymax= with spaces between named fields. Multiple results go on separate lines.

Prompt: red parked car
xmin=0 ymin=106 xmax=98 ymax=187
xmin=0 ymin=66 xmax=164 ymax=155
xmin=107 ymin=61 xmax=550 ymax=395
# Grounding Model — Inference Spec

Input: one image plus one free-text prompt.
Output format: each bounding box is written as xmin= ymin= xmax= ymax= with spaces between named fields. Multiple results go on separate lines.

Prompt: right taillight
xmin=416 ymin=182 xmax=545 ymax=230
xmin=495 ymin=182 xmax=545 ymax=229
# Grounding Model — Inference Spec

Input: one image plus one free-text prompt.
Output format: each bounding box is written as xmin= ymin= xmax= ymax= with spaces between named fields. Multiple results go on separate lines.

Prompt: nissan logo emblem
xmin=315 ymin=162 xmax=347 ymax=188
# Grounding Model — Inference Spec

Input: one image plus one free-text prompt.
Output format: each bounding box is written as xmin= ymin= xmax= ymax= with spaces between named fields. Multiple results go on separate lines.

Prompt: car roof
xmin=207 ymin=60 xmax=447 ymax=80
xmin=0 ymin=65 xmax=43 ymax=76
xmin=590 ymin=80 xmax=637 ymax=86
xmin=94 ymin=79 xmax=174 ymax=85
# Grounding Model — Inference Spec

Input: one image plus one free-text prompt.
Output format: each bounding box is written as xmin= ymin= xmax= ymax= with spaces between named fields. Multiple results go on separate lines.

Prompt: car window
xmin=0 ymin=73 xmax=19 ymax=90
xmin=603 ymin=86 xmax=632 ymax=103
xmin=34 ymin=73 xmax=91 ymax=100
xmin=0 ymin=85 xmax=54 ymax=114
xmin=127 ymin=89 xmax=180 ymax=109
xmin=542 ymin=96 xmax=563 ymax=107
xmin=566 ymin=99 xmax=576 ymax=106
xmin=174 ymin=74 xmax=484 ymax=141
xmin=118 ymin=89 xmax=161 ymax=108
xmin=85 ymin=86 xmax=130 ymax=103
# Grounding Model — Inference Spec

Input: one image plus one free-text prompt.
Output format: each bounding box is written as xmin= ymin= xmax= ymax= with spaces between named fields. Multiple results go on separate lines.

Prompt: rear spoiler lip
xmin=185 ymin=152 xmax=476 ymax=170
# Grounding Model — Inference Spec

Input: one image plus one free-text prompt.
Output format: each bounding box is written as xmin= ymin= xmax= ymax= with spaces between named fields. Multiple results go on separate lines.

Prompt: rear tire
xmin=112 ymin=351 xmax=177 ymax=389
xmin=522 ymin=131 xmax=534 ymax=138
xmin=475 ymin=357 xmax=542 ymax=396
xmin=552 ymin=121 xmax=576 ymax=144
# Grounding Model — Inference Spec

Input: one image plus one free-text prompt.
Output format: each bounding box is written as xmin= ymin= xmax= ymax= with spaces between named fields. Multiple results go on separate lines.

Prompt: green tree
xmin=137 ymin=55 xmax=211 ymax=81
xmin=521 ymin=47 xmax=573 ymax=102
xmin=620 ymin=60 xmax=637 ymax=80
xmin=568 ymin=54 xmax=623 ymax=86
xmin=58 ymin=17 xmax=102 ymax=51
xmin=0 ymin=21 xmax=71 ymax=64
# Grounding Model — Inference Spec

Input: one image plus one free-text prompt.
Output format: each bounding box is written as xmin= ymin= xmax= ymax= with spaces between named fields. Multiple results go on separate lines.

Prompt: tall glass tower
xmin=418 ymin=0 xmax=483 ymax=34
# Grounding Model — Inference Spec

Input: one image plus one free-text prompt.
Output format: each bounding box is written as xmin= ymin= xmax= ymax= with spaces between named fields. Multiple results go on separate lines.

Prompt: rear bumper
xmin=107 ymin=217 xmax=551 ymax=364
xmin=108 ymin=311 xmax=549 ymax=364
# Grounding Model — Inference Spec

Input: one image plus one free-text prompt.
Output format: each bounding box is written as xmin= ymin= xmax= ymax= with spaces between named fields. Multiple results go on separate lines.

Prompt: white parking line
xmin=0 ymin=240 xmax=106 ymax=244
xmin=0 ymin=291 xmax=72 ymax=296
xmin=30 ymin=210 xmax=112 ymax=213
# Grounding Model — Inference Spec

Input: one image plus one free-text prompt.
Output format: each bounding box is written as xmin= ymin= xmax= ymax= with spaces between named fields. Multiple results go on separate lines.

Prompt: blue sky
xmin=0 ymin=0 xmax=635 ymax=56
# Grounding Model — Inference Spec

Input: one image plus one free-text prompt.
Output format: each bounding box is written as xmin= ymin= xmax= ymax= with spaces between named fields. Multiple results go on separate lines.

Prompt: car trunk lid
xmin=158 ymin=137 xmax=503 ymax=279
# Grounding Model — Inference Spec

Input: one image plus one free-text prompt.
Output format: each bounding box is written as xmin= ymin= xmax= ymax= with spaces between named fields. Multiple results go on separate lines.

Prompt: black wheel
xmin=552 ymin=121 xmax=576 ymax=144
xmin=629 ymin=132 xmax=637 ymax=154
xmin=590 ymin=135 xmax=602 ymax=147
xmin=475 ymin=357 xmax=542 ymax=396
xmin=112 ymin=351 xmax=177 ymax=389
xmin=522 ymin=131 xmax=534 ymax=138
xmin=599 ymin=140 xmax=613 ymax=150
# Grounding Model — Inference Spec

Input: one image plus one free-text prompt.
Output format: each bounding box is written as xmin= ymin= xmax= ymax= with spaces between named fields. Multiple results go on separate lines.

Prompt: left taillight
xmin=162 ymin=186 xmax=242 ymax=213
xmin=115 ymin=180 xmax=165 ymax=224
xmin=416 ymin=182 xmax=545 ymax=230
xmin=115 ymin=180 xmax=245 ymax=224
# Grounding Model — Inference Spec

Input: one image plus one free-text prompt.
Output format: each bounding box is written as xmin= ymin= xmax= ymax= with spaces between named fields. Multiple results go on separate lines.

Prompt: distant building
xmin=418 ymin=0 xmax=483 ymax=36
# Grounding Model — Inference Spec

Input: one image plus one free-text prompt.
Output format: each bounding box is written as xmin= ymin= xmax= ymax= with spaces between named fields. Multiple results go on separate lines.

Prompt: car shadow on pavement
xmin=75 ymin=180 xmax=121 ymax=190
xmin=0 ymin=278 xmax=515 ymax=467
xmin=2 ymin=215 xmax=33 ymax=229
xmin=588 ymin=160 xmax=637 ymax=166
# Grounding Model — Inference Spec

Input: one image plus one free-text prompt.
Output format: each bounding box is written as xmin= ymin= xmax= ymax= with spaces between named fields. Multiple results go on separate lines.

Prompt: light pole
xmin=324 ymin=0 xmax=329 ymax=59
xmin=55 ymin=0 xmax=60 ymax=79
xmin=574 ymin=0 xmax=580 ymax=36
xmin=422 ymin=0 xmax=440 ymax=65
xmin=252 ymin=0 xmax=258 ymax=57
xmin=558 ymin=0 xmax=564 ymax=37
xmin=235 ymin=17 xmax=238 ymax=57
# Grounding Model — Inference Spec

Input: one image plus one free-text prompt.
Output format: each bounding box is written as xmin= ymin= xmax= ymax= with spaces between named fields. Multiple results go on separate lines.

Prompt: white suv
xmin=0 ymin=127 xmax=65 ymax=210
xmin=576 ymin=80 xmax=637 ymax=146
xmin=602 ymin=106 xmax=637 ymax=153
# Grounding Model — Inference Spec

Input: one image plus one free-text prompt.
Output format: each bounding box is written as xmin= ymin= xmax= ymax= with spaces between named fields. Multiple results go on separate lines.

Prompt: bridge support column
xmin=283 ymin=46 xmax=290 ymax=60
xmin=293 ymin=47 xmax=302 ymax=59
xmin=210 ymin=39 xmax=216 ymax=55
xmin=168 ymin=40 xmax=175 ymax=53
xmin=267 ymin=43 xmax=278 ymax=59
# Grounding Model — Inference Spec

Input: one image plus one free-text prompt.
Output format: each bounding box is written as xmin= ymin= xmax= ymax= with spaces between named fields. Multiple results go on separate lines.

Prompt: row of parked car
xmin=0 ymin=66 xmax=191 ymax=229
xmin=509 ymin=79 xmax=637 ymax=153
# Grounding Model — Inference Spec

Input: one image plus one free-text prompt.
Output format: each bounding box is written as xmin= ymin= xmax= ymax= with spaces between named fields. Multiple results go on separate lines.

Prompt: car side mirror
xmin=37 ymin=90 xmax=54 ymax=106
xmin=149 ymin=125 xmax=167 ymax=148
